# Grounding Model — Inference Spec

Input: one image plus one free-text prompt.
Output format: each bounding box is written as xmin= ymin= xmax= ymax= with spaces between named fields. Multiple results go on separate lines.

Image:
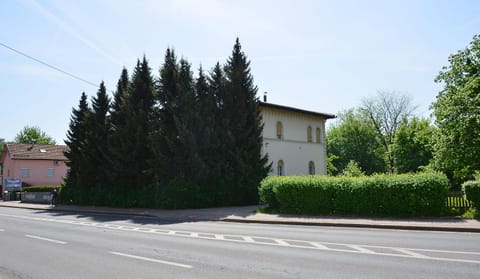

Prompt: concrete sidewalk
xmin=1 ymin=200 xmax=479 ymax=233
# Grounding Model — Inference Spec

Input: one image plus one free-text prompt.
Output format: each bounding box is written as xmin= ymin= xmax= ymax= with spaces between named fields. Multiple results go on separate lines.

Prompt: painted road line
xmin=348 ymin=245 xmax=376 ymax=254
xmin=109 ymin=251 xmax=193 ymax=269
xmin=310 ymin=242 xmax=329 ymax=249
xmin=25 ymin=234 xmax=67 ymax=245
xmin=392 ymin=248 xmax=429 ymax=258
xmin=0 ymin=229 xmax=5 ymax=232
xmin=4 ymin=213 xmax=480 ymax=264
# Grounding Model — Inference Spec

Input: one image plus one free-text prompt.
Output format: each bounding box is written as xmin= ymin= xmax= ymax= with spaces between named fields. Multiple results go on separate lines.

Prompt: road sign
xmin=4 ymin=178 xmax=22 ymax=191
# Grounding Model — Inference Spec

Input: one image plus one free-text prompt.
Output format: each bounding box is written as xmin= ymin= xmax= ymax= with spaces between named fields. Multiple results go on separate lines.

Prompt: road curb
xmin=222 ymin=218 xmax=480 ymax=233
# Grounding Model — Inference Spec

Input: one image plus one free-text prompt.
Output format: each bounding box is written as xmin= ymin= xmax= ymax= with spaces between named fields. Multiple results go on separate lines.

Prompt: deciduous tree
xmin=432 ymin=34 xmax=480 ymax=187
xmin=14 ymin=126 xmax=56 ymax=145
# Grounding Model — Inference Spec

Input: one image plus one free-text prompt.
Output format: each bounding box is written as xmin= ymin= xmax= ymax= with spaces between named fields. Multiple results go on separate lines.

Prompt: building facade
xmin=1 ymin=144 xmax=68 ymax=190
xmin=259 ymin=102 xmax=335 ymax=176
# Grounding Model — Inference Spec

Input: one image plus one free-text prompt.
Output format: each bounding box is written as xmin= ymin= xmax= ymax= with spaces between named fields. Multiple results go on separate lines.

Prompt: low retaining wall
xmin=22 ymin=192 xmax=52 ymax=204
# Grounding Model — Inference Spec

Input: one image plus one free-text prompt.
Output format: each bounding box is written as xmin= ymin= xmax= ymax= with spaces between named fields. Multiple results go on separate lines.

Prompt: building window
xmin=276 ymin=121 xmax=283 ymax=139
xmin=316 ymin=128 xmax=321 ymax=143
xmin=20 ymin=168 xmax=30 ymax=177
xmin=307 ymin=126 xmax=312 ymax=142
xmin=47 ymin=168 xmax=55 ymax=177
xmin=308 ymin=161 xmax=315 ymax=175
xmin=277 ymin=160 xmax=284 ymax=176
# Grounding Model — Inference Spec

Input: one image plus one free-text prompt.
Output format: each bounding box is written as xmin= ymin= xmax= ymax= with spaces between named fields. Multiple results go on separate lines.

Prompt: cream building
xmin=259 ymin=101 xmax=336 ymax=176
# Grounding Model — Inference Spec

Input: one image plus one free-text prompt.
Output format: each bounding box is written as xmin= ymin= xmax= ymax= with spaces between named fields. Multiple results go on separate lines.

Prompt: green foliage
xmin=341 ymin=160 xmax=365 ymax=177
xmin=432 ymin=34 xmax=480 ymax=188
xmin=110 ymin=57 xmax=156 ymax=190
xmin=361 ymin=91 xmax=415 ymax=173
xmin=64 ymin=93 xmax=91 ymax=190
xmin=393 ymin=117 xmax=435 ymax=173
xmin=23 ymin=185 xmax=61 ymax=192
xmin=64 ymin=39 xmax=268 ymax=208
xmin=259 ymin=173 xmax=449 ymax=216
xmin=14 ymin=126 xmax=56 ymax=145
xmin=463 ymin=180 xmax=480 ymax=209
xmin=327 ymin=109 xmax=386 ymax=175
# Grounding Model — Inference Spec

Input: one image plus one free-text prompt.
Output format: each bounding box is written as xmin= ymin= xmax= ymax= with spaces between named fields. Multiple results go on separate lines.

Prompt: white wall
xmin=260 ymin=106 xmax=328 ymax=176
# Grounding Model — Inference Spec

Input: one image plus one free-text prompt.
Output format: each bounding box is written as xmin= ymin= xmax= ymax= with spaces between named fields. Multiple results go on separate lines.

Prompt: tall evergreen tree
xmin=152 ymin=48 xmax=179 ymax=182
xmin=112 ymin=57 xmax=156 ymax=190
xmin=223 ymin=38 xmax=269 ymax=204
xmin=207 ymin=62 xmax=231 ymax=201
xmin=195 ymin=66 xmax=218 ymax=185
xmin=86 ymin=81 xmax=111 ymax=187
xmin=64 ymin=93 xmax=91 ymax=190
xmin=110 ymin=68 xmax=130 ymax=190
xmin=154 ymin=50 xmax=201 ymax=183
xmin=111 ymin=68 xmax=129 ymax=128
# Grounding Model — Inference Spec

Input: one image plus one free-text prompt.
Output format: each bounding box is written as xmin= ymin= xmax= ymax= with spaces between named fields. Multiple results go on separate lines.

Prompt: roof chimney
xmin=263 ymin=91 xmax=267 ymax=102
xmin=27 ymin=139 xmax=36 ymax=151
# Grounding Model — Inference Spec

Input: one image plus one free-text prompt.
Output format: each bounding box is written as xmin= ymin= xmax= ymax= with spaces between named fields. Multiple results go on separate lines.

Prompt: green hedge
xmin=23 ymin=185 xmax=62 ymax=192
xmin=463 ymin=180 xmax=480 ymax=209
xmin=259 ymin=172 xmax=449 ymax=217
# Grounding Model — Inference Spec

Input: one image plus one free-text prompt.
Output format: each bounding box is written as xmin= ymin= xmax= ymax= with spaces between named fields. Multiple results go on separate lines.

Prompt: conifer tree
xmin=86 ymin=81 xmax=111 ymax=188
xmin=111 ymin=68 xmax=129 ymax=128
xmin=223 ymin=38 xmax=269 ymax=204
xmin=112 ymin=57 xmax=155 ymax=190
xmin=195 ymin=66 xmax=217 ymax=185
xmin=64 ymin=92 xmax=91 ymax=190
xmin=207 ymin=62 xmax=231 ymax=201
xmin=153 ymin=48 xmax=179 ymax=182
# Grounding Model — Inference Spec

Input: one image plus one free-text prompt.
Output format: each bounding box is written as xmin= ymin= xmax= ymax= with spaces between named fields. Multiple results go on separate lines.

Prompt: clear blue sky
xmin=1 ymin=0 xmax=479 ymax=144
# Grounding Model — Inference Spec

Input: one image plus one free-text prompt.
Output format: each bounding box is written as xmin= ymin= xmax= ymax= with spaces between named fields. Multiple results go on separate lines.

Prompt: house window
xmin=308 ymin=161 xmax=315 ymax=175
xmin=277 ymin=160 xmax=284 ymax=176
xmin=307 ymin=126 xmax=312 ymax=142
xmin=20 ymin=168 xmax=30 ymax=177
xmin=47 ymin=168 xmax=55 ymax=177
xmin=276 ymin=121 xmax=283 ymax=139
xmin=316 ymin=128 xmax=321 ymax=143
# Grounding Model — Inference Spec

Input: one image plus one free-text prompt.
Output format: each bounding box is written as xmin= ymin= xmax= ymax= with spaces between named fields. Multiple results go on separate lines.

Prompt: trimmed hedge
xmin=463 ymin=180 xmax=480 ymax=209
xmin=259 ymin=172 xmax=449 ymax=217
xmin=23 ymin=185 xmax=61 ymax=192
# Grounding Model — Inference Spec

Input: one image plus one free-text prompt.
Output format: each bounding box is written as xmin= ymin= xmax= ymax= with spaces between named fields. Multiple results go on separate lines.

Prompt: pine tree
xmin=207 ymin=62 xmax=231 ymax=202
xmin=86 ymin=81 xmax=111 ymax=188
xmin=111 ymin=68 xmax=129 ymax=128
xmin=223 ymin=38 xmax=269 ymax=204
xmin=154 ymin=50 xmax=201 ymax=183
xmin=195 ymin=66 xmax=217 ymax=185
xmin=153 ymin=48 xmax=179 ymax=182
xmin=112 ymin=57 xmax=156 ymax=190
xmin=64 ymin=92 xmax=91 ymax=190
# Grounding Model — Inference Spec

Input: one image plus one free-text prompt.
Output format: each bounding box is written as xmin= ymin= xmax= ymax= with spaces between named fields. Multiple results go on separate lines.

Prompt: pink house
xmin=1 ymin=143 xmax=69 ymax=190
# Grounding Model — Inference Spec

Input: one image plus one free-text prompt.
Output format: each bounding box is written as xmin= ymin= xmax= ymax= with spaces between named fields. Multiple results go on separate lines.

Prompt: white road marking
xmin=0 ymin=229 xmax=5 ymax=232
xmin=2 ymin=212 xmax=480 ymax=264
xmin=348 ymin=245 xmax=376 ymax=254
xmin=25 ymin=234 xmax=67 ymax=245
xmin=310 ymin=242 xmax=328 ymax=249
xmin=109 ymin=251 xmax=192 ymax=269
xmin=393 ymin=248 xmax=429 ymax=258
xmin=274 ymin=239 xmax=290 ymax=246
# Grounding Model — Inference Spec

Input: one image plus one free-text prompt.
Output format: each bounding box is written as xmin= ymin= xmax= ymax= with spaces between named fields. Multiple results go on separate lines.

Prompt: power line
xmin=1 ymin=41 xmax=100 ymax=89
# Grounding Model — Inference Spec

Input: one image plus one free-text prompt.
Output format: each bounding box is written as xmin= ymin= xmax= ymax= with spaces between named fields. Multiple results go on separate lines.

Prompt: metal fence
xmin=446 ymin=192 xmax=471 ymax=210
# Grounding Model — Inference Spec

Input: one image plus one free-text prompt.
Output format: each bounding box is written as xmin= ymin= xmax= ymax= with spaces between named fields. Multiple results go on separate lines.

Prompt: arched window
xmin=308 ymin=161 xmax=315 ymax=175
xmin=276 ymin=121 xmax=283 ymax=139
xmin=316 ymin=127 xmax=321 ymax=143
xmin=277 ymin=160 xmax=284 ymax=176
xmin=307 ymin=126 xmax=312 ymax=142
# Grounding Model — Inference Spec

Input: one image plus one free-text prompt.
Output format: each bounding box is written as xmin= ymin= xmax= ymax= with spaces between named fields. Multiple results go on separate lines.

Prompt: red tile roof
xmin=3 ymin=144 xmax=68 ymax=161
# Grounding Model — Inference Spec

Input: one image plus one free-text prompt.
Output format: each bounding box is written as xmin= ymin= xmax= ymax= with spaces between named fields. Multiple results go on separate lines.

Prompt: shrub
xmin=23 ymin=185 xmax=61 ymax=192
xmin=463 ymin=180 xmax=480 ymax=209
xmin=258 ymin=172 xmax=449 ymax=217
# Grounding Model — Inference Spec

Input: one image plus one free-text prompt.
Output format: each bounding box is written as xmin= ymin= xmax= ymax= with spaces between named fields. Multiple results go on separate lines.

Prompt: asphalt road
xmin=0 ymin=207 xmax=479 ymax=279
